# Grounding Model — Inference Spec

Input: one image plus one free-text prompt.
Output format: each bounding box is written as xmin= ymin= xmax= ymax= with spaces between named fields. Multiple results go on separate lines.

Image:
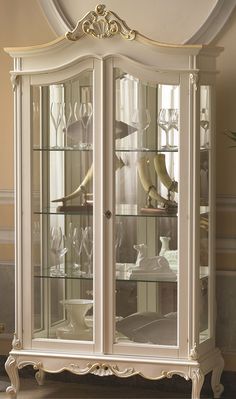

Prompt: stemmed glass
xmin=72 ymin=227 xmax=84 ymax=276
xmin=157 ymin=108 xmax=178 ymax=150
xmin=83 ymin=226 xmax=93 ymax=277
xmin=74 ymin=101 xmax=93 ymax=149
xmin=62 ymin=102 xmax=72 ymax=149
xmin=50 ymin=227 xmax=68 ymax=277
xmin=131 ymin=108 xmax=151 ymax=149
xmin=200 ymin=108 xmax=210 ymax=148
xmin=50 ymin=102 xmax=62 ymax=148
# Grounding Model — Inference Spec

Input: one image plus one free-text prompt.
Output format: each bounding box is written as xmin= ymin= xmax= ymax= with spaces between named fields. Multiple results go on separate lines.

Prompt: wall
xmin=213 ymin=8 xmax=236 ymax=370
xmin=0 ymin=0 xmax=55 ymax=353
xmin=1 ymin=0 xmax=236 ymax=373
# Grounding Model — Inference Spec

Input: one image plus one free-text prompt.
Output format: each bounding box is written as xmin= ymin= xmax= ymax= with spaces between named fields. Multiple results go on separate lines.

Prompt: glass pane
xmin=32 ymin=71 xmax=94 ymax=341
xmin=199 ymin=85 xmax=211 ymax=343
xmin=114 ymin=69 xmax=179 ymax=347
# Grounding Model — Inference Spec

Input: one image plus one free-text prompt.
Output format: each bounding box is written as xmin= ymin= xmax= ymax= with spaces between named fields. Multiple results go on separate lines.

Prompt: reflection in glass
xmin=200 ymin=108 xmax=210 ymax=148
xmin=50 ymin=227 xmax=68 ymax=277
xmin=199 ymin=85 xmax=211 ymax=343
xmin=131 ymin=107 xmax=151 ymax=149
xmin=114 ymin=68 xmax=178 ymax=347
xmin=62 ymin=102 xmax=72 ymax=148
xmin=83 ymin=226 xmax=93 ymax=277
xmin=157 ymin=108 xmax=178 ymax=150
xmin=32 ymin=70 xmax=94 ymax=342
xmin=50 ymin=101 xmax=62 ymax=149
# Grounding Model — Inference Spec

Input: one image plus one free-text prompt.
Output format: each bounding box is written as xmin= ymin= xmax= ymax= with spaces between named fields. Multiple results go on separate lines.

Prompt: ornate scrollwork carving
xmin=161 ymin=370 xmax=190 ymax=380
xmin=5 ymin=355 xmax=19 ymax=397
xmin=12 ymin=333 xmax=22 ymax=350
xmin=69 ymin=362 xmax=136 ymax=378
xmin=66 ymin=4 xmax=136 ymax=41
xmin=190 ymin=343 xmax=199 ymax=360
xmin=190 ymin=72 xmax=199 ymax=91
xmin=190 ymin=367 xmax=204 ymax=398
xmin=10 ymin=74 xmax=19 ymax=92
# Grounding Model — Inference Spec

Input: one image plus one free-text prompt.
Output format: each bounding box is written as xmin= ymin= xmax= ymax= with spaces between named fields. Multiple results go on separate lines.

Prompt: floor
xmin=0 ymin=376 xmax=212 ymax=399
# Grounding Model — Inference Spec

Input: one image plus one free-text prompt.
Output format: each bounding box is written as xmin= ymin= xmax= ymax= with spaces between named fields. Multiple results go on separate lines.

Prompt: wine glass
xmin=62 ymin=102 xmax=72 ymax=149
xmin=200 ymin=108 xmax=210 ymax=148
xmin=74 ymin=101 xmax=93 ymax=149
xmin=157 ymin=108 xmax=170 ymax=149
xmin=72 ymin=227 xmax=84 ymax=276
xmin=83 ymin=226 xmax=93 ymax=277
xmin=50 ymin=227 xmax=68 ymax=277
xmin=158 ymin=108 xmax=178 ymax=150
xmin=50 ymin=102 xmax=62 ymax=148
xmin=131 ymin=108 xmax=151 ymax=149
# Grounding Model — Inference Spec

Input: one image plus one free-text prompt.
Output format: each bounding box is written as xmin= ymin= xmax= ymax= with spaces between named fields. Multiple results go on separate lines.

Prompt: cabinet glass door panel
xmin=199 ymin=85 xmax=211 ymax=343
xmin=114 ymin=68 xmax=179 ymax=347
xmin=32 ymin=70 xmax=94 ymax=341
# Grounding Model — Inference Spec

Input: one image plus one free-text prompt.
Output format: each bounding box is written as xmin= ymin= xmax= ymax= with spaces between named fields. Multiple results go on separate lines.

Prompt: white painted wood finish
xmin=4 ymin=5 xmax=224 ymax=398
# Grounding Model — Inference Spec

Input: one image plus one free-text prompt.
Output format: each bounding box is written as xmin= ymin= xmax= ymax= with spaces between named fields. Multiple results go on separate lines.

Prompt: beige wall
xmin=0 ymin=0 xmax=55 ymax=352
xmin=0 ymin=0 xmax=55 ymax=190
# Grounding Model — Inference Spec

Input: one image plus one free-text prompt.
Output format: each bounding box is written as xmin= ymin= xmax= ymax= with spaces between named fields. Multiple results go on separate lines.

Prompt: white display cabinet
xmin=4 ymin=4 xmax=224 ymax=398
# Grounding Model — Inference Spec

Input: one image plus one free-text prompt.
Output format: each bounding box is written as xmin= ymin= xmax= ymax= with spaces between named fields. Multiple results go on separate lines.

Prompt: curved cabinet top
xmin=4 ymin=4 xmax=223 ymax=75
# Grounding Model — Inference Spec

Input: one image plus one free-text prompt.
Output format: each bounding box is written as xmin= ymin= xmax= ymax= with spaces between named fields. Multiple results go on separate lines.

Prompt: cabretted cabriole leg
xmin=211 ymin=354 xmax=224 ymax=398
xmin=5 ymin=355 xmax=20 ymax=398
xmin=191 ymin=367 xmax=204 ymax=399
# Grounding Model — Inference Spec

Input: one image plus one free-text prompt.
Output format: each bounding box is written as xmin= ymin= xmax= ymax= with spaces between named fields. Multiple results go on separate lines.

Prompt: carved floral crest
xmin=66 ymin=4 xmax=136 ymax=41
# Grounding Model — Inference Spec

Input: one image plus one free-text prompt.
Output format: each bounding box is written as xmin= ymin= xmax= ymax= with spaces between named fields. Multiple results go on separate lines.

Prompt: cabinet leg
xmin=211 ymin=354 xmax=224 ymax=398
xmin=5 ymin=355 xmax=20 ymax=398
xmin=191 ymin=368 xmax=204 ymax=399
xmin=35 ymin=369 xmax=45 ymax=386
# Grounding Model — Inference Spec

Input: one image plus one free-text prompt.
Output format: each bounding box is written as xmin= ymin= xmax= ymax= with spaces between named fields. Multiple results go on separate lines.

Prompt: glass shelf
xmin=34 ymin=206 xmax=178 ymax=218
xmin=33 ymin=146 xmax=93 ymax=152
xmin=115 ymin=148 xmax=178 ymax=153
xmin=34 ymin=273 xmax=177 ymax=284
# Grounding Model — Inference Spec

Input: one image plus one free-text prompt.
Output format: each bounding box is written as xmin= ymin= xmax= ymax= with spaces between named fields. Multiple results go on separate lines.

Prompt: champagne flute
xmin=131 ymin=108 xmax=151 ymax=149
xmin=72 ymin=227 xmax=84 ymax=276
xmin=62 ymin=102 xmax=72 ymax=149
xmin=74 ymin=101 xmax=93 ymax=149
xmin=83 ymin=226 xmax=93 ymax=277
xmin=50 ymin=102 xmax=62 ymax=148
xmin=50 ymin=227 xmax=68 ymax=277
xmin=200 ymin=108 xmax=210 ymax=148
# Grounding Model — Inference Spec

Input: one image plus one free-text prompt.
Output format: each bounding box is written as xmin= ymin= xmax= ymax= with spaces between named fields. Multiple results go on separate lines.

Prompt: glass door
xmin=32 ymin=70 xmax=95 ymax=343
xmin=113 ymin=67 xmax=180 ymax=351
xmin=199 ymin=84 xmax=212 ymax=344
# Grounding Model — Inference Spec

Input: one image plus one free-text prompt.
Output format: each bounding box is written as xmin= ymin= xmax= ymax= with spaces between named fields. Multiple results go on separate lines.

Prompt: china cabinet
xmin=4 ymin=4 xmax=224 ymax=398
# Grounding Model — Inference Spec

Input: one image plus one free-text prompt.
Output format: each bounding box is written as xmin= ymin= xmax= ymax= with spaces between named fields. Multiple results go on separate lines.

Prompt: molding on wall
xmin=0 ymin=190 xmax=14 ymax=205
xmin=38 ymin=0 xmax=236 ymax=44
xmin=38 ymin=0 xmax=73 ymax=36
xmin=185 ymin=0 xmax=236 ymax=44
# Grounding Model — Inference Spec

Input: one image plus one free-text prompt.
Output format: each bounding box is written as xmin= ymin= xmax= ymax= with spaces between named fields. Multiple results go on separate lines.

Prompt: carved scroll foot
xmin=191 ymin=368 xmax=204 ymax=399
xmin=211 ymin=354 xmax=224 ymax=398
xmin=35 ymin=369 xmax=45 ymax=386
xmin=5 ymin=355 xmax=20 ymax=398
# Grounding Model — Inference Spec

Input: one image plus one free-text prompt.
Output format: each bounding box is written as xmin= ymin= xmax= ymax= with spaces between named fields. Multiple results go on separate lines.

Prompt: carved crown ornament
xmin=66 ymin=4 xmax=136 ymax=41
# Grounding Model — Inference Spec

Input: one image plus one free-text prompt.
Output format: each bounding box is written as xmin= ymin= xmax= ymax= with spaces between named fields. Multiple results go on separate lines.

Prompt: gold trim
xmin=4 ymin=36 xmax=64 ymax=54
xmin=66 ymin=4 xmax=135 ymax=41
